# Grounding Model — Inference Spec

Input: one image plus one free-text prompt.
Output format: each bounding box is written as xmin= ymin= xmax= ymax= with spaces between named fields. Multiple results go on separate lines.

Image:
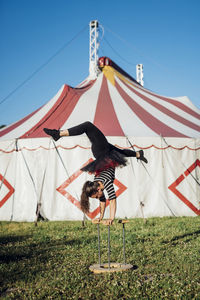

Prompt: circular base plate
xmin=89 ymin=262 xmax=134 ymax=274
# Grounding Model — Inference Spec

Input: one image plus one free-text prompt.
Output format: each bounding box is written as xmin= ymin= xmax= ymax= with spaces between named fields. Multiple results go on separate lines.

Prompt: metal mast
xmin=136 ymin=64 xmax=144 ymax=86
xmin=89 ymin=20 xmax=99 ymax=79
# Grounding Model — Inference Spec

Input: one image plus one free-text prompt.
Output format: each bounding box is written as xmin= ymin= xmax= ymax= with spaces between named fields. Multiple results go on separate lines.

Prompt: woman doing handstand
xmin=44 ymin=122 xmax=147 ymax=225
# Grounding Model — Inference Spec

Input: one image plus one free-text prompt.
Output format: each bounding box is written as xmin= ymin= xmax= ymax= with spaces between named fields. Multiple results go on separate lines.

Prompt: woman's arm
xmin=94 ymin=198 xmax=116 ymax=225
xmin=99 ymin=201 xmax=106 ymax=220
xmin=96 ymin=199 xmax=116 ymax=226
xmin=109 ymin=198 xmax=116 ymax=223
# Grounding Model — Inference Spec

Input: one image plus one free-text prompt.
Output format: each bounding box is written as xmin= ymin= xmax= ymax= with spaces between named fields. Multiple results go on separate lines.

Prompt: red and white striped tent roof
xmin=1 ymin=57 xmax=200 ymax=140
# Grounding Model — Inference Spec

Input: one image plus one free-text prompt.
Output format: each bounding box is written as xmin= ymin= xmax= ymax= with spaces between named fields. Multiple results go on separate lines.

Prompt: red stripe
xmin=168 ymin=159 xmax=200 ymax=216
xmin=121 ymin=79 xmax=200 ymax=133
xmin=93 ymin=75 xmax=124 ymax=136
xmin=1 ymin=144 xmax=199 ymax=153
xmin=184 ymin=159 xmax=200 ymax=176
xmin=20 ymin=81 xmax=95 ymax=138
xmin=130 ymin=81 xmax=200 ymax=120
xmin=0 ymin=174 xmax=15 ymax=208
xmin=115 ymin=80 xmax=188 ymax=137
xmin=0 ymin=106 xmax=42 ymax=137
xmin=168 ymin=177 xmax=200 ymax=215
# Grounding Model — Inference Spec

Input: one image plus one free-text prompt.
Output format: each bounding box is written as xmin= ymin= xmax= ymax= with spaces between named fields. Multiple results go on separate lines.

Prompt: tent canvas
xmin=0 ymin=58 xmax=199 ymax=221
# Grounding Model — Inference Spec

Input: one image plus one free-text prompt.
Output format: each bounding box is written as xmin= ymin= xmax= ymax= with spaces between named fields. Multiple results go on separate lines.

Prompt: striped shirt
xmin=94 ymin=167 xmax=116 ymax=202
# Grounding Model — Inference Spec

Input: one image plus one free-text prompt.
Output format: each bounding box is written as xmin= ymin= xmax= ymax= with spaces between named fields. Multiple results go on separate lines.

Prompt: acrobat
xmin=44 ymin=121 xmax=147 ymax=225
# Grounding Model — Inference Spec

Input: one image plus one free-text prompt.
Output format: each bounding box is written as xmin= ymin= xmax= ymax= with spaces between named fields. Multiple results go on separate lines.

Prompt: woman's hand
xmin=101 ymin=219 xmax=114 ymax=226
xmin=92 ymin=218 xmax=102 ymax=224
xmin=92 ymin=218 xmax=114 ymax=225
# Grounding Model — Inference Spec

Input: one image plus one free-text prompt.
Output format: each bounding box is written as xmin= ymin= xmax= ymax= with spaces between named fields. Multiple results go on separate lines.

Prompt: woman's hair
xmin=80 ymin=181 xmax=99 ymax=213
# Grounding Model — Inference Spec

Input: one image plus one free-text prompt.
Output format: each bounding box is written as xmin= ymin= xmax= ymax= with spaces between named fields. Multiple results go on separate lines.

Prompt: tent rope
xmin=161 ymin=135 xmax=200 ymax=187
xmin=128 ymin=147 xmax=146 ymax=220
xmin=35 ymin=138 xmax=51 ymax=225
xmin=52 ymin=140 xmax=71 ymax=179
xmin=125 ymin=135 xmax=147 ymax=219
xmin=52 ymin=139 xmax=88 ymax=225
xmin=10 ymin=139 xmax=19 ymax=221
xmin=103 ymin=24 xmax=169 ymax=72
xmin=0 ymin=140 xmax=16 ymax=156
xmin=11 ymin=139 xmax=40 ymax=221
xmin=0 ymin=25 xmax=88 ymax=107
xmin=52 ymin=139 xmax=81 ymax=202
xmin=20 ymin=142 xmax=38 ymax=198
xmin=125 ymin=135 xmax=176 ymax=216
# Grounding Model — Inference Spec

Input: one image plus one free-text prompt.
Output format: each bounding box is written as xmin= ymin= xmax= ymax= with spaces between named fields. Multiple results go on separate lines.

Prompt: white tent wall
xmin=0 ymin=137 xmax=199 ymax=221
xmin=0 ymin=140 xmax=16 ymax=221
xmin=40 ymin=137 xmax=93 ymax=221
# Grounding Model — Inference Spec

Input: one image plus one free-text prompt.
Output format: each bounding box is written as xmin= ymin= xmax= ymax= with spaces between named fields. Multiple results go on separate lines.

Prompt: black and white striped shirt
xmin=94 ymin=167 xmax=116 ymax=202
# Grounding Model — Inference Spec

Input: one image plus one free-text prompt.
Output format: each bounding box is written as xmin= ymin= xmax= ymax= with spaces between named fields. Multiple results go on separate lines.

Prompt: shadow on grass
xmin=162 ymin=230 xmax=200 ymax=245
xmin=0 ymin=234 xmax=96 ymax=260
xmin=0 ymin=234 xmax=96 ymax=288
xmin=0 ymin=235 xmax=30 ymax=245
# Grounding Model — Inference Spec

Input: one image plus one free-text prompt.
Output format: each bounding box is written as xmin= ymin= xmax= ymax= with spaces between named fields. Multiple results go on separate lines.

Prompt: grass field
xmin=0 ymin=217 xmax=199 ymax=299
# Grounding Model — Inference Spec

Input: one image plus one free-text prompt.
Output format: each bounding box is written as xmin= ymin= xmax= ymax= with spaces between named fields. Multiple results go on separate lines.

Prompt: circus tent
xmin=0 ymin=57 xmax=200 ymax=221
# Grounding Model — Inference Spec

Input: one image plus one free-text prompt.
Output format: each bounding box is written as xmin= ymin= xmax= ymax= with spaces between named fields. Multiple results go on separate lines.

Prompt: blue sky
xmin=0 ymin=0 xmax=200 ymax=126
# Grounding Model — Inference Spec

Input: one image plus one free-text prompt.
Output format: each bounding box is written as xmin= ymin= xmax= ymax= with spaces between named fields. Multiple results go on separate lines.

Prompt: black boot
xmin=137 ymin=150 xmax=148 ymax=164
xmin=43 ymin=128 xmax=60 ymax=141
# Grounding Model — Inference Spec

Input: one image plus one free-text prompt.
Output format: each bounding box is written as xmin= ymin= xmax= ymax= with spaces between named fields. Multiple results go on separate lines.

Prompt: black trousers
xmin=68 ymin=121 xmax=136 ymax=159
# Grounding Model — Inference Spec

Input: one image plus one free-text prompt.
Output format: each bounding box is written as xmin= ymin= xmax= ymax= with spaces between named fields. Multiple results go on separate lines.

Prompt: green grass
xmin=0 ymin=217 xmax=199 ymax=299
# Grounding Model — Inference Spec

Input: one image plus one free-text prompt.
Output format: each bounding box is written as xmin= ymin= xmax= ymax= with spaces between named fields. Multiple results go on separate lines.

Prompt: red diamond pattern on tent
xmin=0 ymin=174 xmax=15 ymax=208
xmin=57 ymin=158 xmax=127 ymax=219
xmin=168 ymin=159 xmax=200 ymax=215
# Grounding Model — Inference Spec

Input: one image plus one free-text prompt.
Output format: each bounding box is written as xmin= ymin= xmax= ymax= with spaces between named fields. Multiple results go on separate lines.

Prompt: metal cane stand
xmin=108 ymin=224 xmax=111 ymax=270
xmin=118 ymin=219 xmax=129 ymax=264
xmin=89 ymin=220 xmax=133 ymax=274
xmin=97 ymin=223 xmax=101 ymax=266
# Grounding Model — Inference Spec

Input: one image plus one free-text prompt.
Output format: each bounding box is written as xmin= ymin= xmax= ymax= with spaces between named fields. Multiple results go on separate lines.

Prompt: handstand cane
xmin=118 ymin=220 xmax=129 ymax=264
xmin=95 ymin=221 xmax=111 ymax=269
xmin=108 ymin=225 xmax=111 ymax=270
xmin=97 ymin=223 xmax=101 ymax=266
xmin=123 ymin=223 xmax=126 ymax=264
